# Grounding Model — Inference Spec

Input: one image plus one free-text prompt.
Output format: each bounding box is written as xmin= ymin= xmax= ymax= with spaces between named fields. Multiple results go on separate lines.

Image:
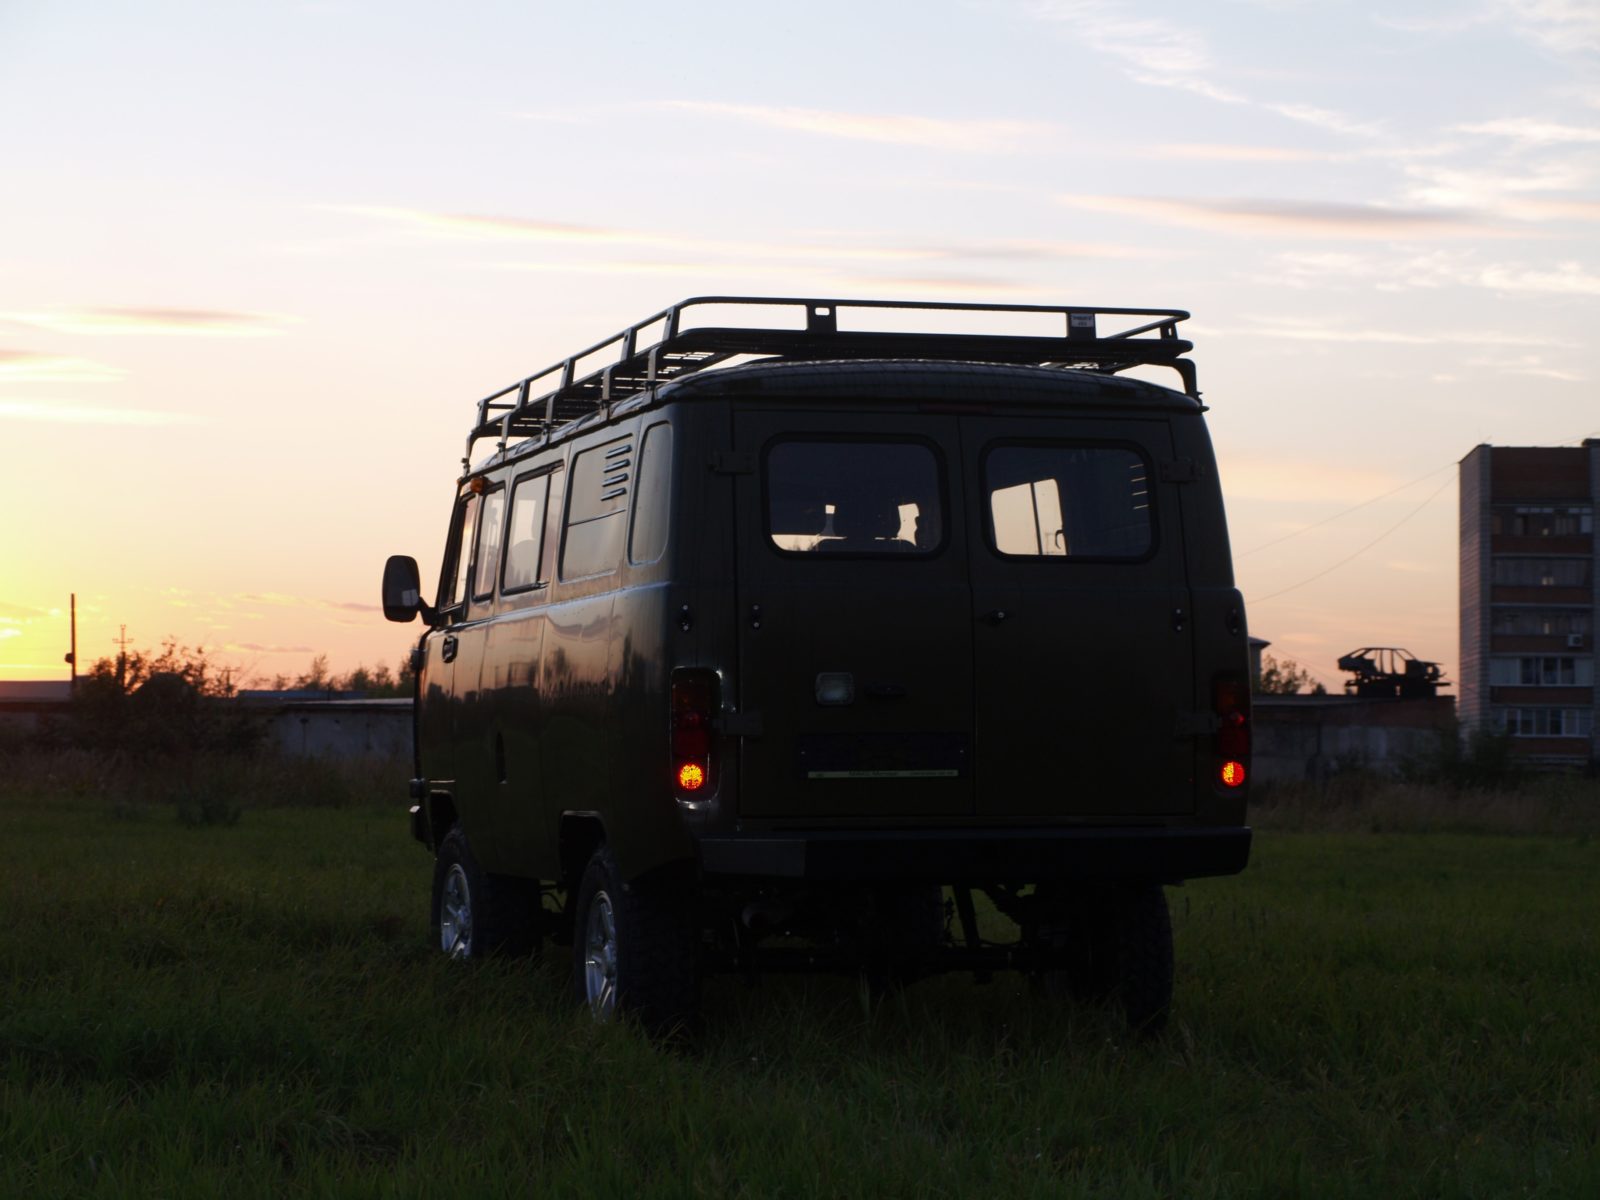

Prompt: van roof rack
xmin=464 ymin=295 xmax=1194 ymax=467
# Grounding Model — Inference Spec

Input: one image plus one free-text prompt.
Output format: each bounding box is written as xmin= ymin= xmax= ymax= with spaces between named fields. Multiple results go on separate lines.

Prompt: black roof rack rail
xmin=463 ymin=296 xmax=1195 ymax=469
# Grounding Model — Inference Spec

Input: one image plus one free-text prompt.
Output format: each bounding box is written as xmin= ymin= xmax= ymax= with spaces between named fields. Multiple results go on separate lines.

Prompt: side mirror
xmin=382 ymin=555 xmax=425 ymax=623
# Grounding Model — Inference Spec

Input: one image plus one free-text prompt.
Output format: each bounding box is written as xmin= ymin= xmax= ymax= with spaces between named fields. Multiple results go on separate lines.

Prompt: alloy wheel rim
xmin=583 ymin=890 xmax=619 ymax=1018
xmin=440 ymin=864 xmax=472 ymax=957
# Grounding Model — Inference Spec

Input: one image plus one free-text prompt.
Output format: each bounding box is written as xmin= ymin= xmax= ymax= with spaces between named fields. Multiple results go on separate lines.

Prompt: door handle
xmin=441 ymin=634 xmax=459 ymax=663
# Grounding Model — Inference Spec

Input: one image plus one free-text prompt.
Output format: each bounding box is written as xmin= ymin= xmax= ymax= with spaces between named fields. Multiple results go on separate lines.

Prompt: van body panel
xmin=733 ymin=410 xmax=976 ymax=819
xmin=960 ymin=415 xmax=1196 ymax=818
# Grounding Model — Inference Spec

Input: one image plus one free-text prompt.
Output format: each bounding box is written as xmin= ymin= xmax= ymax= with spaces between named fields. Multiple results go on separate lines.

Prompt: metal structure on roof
xmin=461 ymin=296 xmax=1195 ymax=469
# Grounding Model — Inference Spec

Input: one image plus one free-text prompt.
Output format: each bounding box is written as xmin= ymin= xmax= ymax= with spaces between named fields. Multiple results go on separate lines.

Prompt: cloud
xmin=1258 ymin=248 xmax=1600 ymax=296
xmin=1261 ymin=102 xmax=1384 ymax=139
xmin=236 ymin=592 xmax=381 ymax=614
xmin=0 ymin=602 xmax=47 ymax=620
xmin=1478 ymin=260 xmax=1600 ymax=294
xmin=333 ymin=206 xmax=1160 ymax=272
xmin=1146 ymin=143 xmax=1336 ymax=163
xmin=0 ymin=400 xmax=200 ymax=425
xmin=1465 ymin=353 xmax=1586 ymax=381
xmin=1456 ymin=117 xmax=1600 ymax=146
xmin=1494 ymin=0 xmax=1600 ymax=53
xmin=1 ymin=308 xmax=297 ymax=336
xmin=1027 ymin=1 xmax=1232 ymax=91
xmin=226 ymin=642 xmax=317 ymax=655
xmin=1210 ymin=315 xmax=1577 ymax=349
xmin=0 ymin=351 xmax=125 ymax=384
xmin=657 ymin=101 xmax=1050 ymax=153
xmin=1028 ymin=1 xmax=1377 ymax=135
xmin=1056 ymin=194 xmax=1512 ymax=238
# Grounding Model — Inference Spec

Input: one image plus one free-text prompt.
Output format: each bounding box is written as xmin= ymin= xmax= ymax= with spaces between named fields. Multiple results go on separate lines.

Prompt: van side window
xmin=986 ymin=445 xmax=1152 ymax=560
xmin=444 ymin=493 xmax=480 ymax=609
xmin=766 ymin=440 xmax=942 ymax=555
xmin=628 ymin=423 xmax=672 ymax=565
xmin=471 ymin=487 xmax=506 ymax=600
xmin=561 ymin=438 xmax=632 ymax=579
xmin=502 ymin=473 xmax=551 ymax=592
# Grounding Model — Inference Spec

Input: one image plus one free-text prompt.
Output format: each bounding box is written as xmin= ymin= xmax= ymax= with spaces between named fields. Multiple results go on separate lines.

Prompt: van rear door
xmin=733 ymin=412 xmax=975 ymax=819
xmin=961 ymin=417 xmax=1196 ymax=818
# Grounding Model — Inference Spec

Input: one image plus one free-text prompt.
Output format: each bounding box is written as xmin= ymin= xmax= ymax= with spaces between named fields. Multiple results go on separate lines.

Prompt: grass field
xmin=2 ymin=766 xmax=1597 ymax=1197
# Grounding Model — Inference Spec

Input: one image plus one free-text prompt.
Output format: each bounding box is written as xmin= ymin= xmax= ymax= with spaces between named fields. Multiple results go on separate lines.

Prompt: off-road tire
xmin=572 ymin=846 xmax=700 ymax=1034
xmin=1038 ymin=885 xmax=1173 ymax=1033
xmin=430 ymin=824 xmax=539 ymax=959
xmin=863 ymin=886 xmax=946 ymax=991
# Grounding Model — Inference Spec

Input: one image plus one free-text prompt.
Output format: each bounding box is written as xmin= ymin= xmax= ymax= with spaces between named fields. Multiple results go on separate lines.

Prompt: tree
xmin=1256 ymin=653 xmax=1328 ymax=696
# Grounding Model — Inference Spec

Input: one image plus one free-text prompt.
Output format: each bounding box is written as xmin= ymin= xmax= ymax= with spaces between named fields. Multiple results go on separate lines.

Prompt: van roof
xmin=659 ymin=357 xmax=1203 ymax=412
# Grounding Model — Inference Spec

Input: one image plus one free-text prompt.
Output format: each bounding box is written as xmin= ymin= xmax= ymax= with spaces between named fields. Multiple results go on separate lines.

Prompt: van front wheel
xmin=430 ymin=824 xmax=538 ymax=959
xmin=572 ymin=847 xmax=699 ymax=1033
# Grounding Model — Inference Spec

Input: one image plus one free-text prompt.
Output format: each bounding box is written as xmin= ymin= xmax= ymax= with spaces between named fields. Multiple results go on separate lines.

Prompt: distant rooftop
xmin=0 ymin=680 xmax=71 ymax=702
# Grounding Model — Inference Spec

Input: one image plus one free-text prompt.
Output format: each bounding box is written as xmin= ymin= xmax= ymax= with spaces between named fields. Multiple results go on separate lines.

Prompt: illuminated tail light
xmin=671 ymin=668 xmax=718 ymax=798
xmin=1213 ymin=675 xmax=1250 ymax=790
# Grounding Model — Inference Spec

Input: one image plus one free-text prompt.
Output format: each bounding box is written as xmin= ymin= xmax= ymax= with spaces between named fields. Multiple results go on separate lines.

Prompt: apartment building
xmin=1459 ymin=441 xmax=1599 ymax=767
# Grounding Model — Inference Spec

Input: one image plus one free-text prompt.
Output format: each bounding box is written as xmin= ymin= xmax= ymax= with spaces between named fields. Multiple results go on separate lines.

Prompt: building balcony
xmin=1492 ymin=534 xmax=1593 ymax=555
xmin=1491 ymin=686 xmax=1595 ymax=706
xmin=1491 ymin=586 xmax=1592 ymax=605
xmin=1491 ymin=635 xmax=1589 ymax=653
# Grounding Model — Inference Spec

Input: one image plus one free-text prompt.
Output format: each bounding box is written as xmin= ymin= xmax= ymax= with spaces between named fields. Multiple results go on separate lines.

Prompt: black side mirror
xmin=382 ymin=555 xmax=425 ymax=623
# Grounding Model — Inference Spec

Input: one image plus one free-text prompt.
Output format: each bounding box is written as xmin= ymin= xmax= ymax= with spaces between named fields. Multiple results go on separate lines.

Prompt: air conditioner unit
xmin=1567 ymin=633 xmax=1585 ymax=648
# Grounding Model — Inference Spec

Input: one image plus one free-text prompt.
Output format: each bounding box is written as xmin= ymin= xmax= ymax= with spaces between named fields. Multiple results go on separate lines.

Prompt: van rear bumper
xmin=696 ymin=825 xmax=1251 ymax=884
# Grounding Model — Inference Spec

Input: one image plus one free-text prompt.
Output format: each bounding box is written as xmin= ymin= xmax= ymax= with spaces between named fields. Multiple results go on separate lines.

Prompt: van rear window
xmin=985 ymin=445 xmax=1151 ymax=559
xmin=766 ymin=440 xmax=941 ymax=555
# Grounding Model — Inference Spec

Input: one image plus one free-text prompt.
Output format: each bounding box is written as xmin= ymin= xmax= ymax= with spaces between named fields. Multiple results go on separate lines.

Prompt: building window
xmin=1491 ymin=558 xmax=1591 ymax=587
xmin=1491 ymin=610 xmax=1591 ymax=636
xmin=1489 ymin=657 xmax=1593 ymax=687
xmin=1491 ymin=505 xmax=1593 ymax=536
xmin=1492 ymin=708 xmax=1595 ymax=738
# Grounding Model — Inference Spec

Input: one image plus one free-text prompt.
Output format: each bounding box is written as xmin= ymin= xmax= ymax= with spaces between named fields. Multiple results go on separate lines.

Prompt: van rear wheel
xmin=572 ymin=846 xmax=699 ymax=1034
xmin=1038 ymin=884 xmax=1173 ymax=1033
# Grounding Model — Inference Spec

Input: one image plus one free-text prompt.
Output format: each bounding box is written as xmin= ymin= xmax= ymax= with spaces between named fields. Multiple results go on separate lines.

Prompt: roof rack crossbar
xmin=463 ymin=296 xmax=1196 ymax=467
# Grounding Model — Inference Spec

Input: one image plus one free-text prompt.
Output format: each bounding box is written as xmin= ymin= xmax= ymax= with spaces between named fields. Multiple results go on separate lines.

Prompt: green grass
xmin=2 ymin=782 xmax=1597 ymax=1197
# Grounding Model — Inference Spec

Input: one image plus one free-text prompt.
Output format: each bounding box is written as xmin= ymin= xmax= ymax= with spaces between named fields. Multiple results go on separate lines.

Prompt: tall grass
xmin=2 ymin=767 xmax=1597 ymax=1196
xmin=1251 ymin=772 xmax=1600 ymax=836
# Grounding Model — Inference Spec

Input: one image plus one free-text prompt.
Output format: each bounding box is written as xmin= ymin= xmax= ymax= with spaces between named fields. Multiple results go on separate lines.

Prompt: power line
xmin=1248 ymin=473 xmax=1457 ymax=605
xmin=1235 ymin=461 xmax=1456 ymax=558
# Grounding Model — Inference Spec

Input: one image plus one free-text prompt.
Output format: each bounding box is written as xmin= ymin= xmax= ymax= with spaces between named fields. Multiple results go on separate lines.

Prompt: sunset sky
xmin=3 ymin=1 xmax=1597 ymax=691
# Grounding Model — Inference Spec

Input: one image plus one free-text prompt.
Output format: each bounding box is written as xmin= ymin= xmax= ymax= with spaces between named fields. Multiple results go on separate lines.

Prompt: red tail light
xmin=671 ymin=669 xmax=718 ymax=798
xmin=1213 ymin=675 xmax=1250 ymax=790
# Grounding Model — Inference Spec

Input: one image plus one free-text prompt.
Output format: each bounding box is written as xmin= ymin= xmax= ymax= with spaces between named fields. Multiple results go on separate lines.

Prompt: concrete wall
xmin=259 ymin=700 xmax=412 ymax=759
xmin=1253 ymin=695 xmax=1456 ymax=783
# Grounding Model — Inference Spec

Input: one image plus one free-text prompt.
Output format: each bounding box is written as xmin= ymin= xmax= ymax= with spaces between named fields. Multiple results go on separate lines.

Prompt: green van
xmin=382 ymin=297 xmax=1252 ymax=1032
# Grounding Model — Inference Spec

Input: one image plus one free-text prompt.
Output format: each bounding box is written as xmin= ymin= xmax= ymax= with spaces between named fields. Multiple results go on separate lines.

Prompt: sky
xmin=2 ymin=0 xmax=1597 ymax=692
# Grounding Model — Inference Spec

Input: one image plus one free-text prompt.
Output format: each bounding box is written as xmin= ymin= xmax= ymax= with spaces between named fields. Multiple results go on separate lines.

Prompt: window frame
xmin=469 ymin=482 xmax=508 ymax=603
xmin=979 ymin=438 xmax=1159 ymax=564
xmin=559 ymin=436 xmax=634 ymax=583
xmin=759 ymin=433 xmax=950 ymax=560
xmin=500 ymin=467 xmax=557 ymax=596
xmin=627 ymin=421 xmax=673 ymax=567
xmin=437 ymin=491 xmax=481 ymax=616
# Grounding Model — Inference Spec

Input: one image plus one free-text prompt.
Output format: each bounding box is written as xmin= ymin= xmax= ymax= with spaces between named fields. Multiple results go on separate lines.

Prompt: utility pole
xmin=64 ymin=593 xmax=77 ymax=695
xmin=114 ymin=624 xmax=131 ymax=692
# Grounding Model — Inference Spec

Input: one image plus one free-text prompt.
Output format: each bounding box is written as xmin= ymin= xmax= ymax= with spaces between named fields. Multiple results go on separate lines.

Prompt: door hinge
xmin=1160 ymin=458 xmax=1198 ymax=483
xmin=710 ymin=450 xmax=755 ymax=475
